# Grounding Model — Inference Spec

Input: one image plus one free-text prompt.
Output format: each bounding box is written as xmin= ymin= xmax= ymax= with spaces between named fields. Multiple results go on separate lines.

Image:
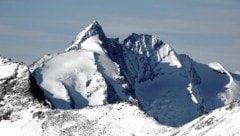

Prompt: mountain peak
xmin=123 ymin=33 xmax=165 ymax=52
xmin=91 ymin=20 xmax=100 ymax=27
xmin=65 ymin=21 xmax=107 ymax=52
xmin=86 ymin=20 xmax=103 ymax=33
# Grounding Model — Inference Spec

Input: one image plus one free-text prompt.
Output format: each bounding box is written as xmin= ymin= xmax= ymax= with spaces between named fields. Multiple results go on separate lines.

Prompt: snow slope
xmin=173 ymin=100 xmax=240 ymax=136
xmin=33 ymin=50 xmax=109 ymax=109
xmin=41 ymin=103 xmax=171 ymax=136
xmin=194 ymin=62 xmax=240 ymax=110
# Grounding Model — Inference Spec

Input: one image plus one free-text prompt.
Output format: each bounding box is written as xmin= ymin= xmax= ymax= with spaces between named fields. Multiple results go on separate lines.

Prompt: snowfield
xmin=34 ymin=50 xmax=108 ymax=109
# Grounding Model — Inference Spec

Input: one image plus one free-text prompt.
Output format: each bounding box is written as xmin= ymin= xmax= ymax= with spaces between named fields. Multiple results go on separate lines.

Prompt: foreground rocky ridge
xmin=0 ymin=57 xmax=45 ymax=122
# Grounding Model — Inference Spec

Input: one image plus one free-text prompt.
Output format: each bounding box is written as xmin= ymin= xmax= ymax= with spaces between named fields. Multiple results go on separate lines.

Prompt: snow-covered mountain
xmin=31 ymin=21 xmax=131 ymax=109
xmin=31 ymin=21 xmax=240 ymax=127
xmin=1 ymin=21 xmax=240 ymax=135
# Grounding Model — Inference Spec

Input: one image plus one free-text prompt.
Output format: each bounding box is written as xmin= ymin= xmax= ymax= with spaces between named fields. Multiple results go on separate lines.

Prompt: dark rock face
xmin=121 ymin=33 xmax=166 ymax=83
xmin=30 ymin=73 xmax=47 ymax=105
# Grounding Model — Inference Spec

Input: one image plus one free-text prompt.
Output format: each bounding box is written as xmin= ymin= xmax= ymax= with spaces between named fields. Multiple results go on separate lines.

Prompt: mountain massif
xmin=1 ymin=21 xmax=240 ymax=135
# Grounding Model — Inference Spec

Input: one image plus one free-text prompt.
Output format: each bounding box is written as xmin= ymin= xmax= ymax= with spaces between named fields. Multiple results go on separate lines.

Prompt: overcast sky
xmin=0 ymin=0 xmax=239 ymax=72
